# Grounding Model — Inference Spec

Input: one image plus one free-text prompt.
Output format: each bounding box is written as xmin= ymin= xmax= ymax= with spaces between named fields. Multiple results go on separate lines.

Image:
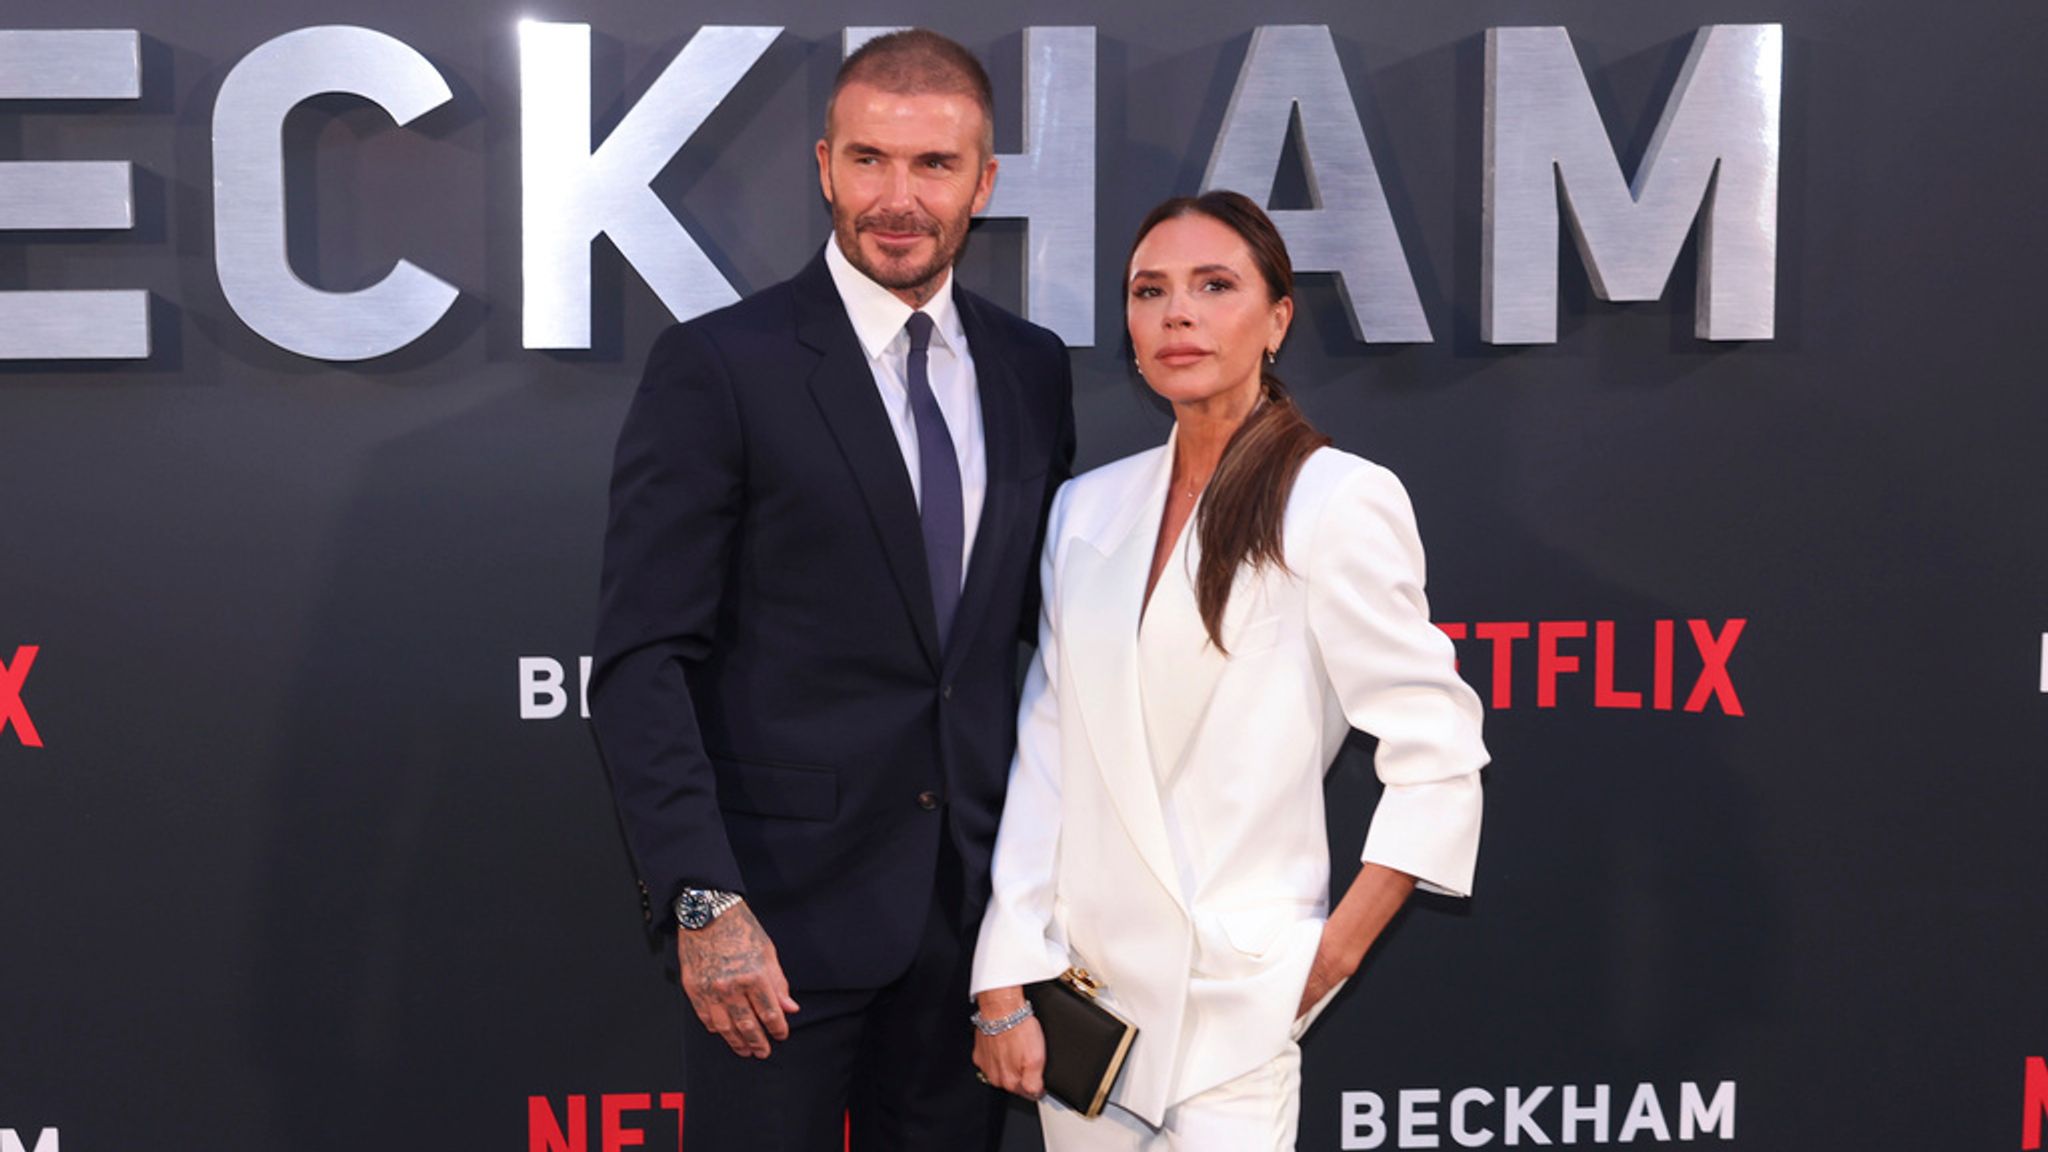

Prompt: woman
xmin=968 ymin=191 xmax=1488 ymax=1150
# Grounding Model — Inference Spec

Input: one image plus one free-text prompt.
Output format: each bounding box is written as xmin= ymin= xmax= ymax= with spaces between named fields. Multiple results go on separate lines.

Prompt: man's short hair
xmin=827 ymin=29 xmax=996 ymax=157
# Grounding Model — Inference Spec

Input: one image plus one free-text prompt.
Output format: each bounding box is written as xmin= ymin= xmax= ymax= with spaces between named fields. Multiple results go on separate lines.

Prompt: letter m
xmin=1484 ymin=25 xmax=1781 ymax=343
xmin=1679 ymin=1081 xmax=1736 ymax=1140
xmin=2 ymin=1130 xmax=59 ymax=1152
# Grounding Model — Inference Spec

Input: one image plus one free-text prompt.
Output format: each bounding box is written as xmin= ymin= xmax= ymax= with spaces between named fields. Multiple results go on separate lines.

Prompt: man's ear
xmin=971 ymin=154 xmax=999 ymax=215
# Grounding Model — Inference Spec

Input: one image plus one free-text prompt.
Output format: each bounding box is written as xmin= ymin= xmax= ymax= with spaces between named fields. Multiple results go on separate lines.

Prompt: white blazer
xmin=971 ymin=437 xmax=1488 ymax=1126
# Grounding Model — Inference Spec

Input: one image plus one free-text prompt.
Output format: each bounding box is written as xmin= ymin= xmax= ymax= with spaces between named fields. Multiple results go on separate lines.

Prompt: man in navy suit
xmin=590 ymin=29 xmax=1076 ymax=1152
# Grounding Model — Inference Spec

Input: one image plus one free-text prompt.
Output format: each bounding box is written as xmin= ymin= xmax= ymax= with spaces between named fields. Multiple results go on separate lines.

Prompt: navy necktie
xmin=904 ymin=311 xmax=963 ymax=648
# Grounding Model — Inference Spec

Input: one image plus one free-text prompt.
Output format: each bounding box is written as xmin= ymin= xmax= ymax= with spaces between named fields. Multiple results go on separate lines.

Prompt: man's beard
xmin=834 ymin=206 xmax=969 ymax=295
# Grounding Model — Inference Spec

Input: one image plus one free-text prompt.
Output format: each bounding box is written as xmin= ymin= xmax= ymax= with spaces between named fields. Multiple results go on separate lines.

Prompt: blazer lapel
xmin=943 ymin=291 xmax=1021 ymax=675
xmin=794 ymin=253 xmax=941 ymax=670
xmin=1061 ymin=443 xmax=1189 ymax=911
xmin=1137 ymin=513 xmax=1236 ymax=787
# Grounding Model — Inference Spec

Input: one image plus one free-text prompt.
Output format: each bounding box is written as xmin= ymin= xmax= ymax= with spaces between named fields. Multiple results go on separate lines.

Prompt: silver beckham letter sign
xmin=1484 ymin=24 xmax=1783 ymax=344
xmin=1204 ymin=25 xmax=1430 ymax=343
xmin=213 ymin=25 xmax=460 ymax=361
xmin=3 ymin=21 xmax=1787 ymax=363
xmin=520 ymin=22 xmax=779 ymax=350
xmin=0 ymin=30 xmax=148 ymax=359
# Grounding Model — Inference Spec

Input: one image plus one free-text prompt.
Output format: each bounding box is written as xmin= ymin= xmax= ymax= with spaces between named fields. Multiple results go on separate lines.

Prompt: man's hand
xmin=677 ymin=902 xmax=800 ymax=1058
xmin=971 ymin=987 xmax=1046 ymax=1100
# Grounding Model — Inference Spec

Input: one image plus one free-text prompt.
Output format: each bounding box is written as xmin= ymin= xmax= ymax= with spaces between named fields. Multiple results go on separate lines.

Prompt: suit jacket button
xmin=940 ymin=683 xmax=953 ymax=700
xmin=917 ymin=790 xmax=939 ymax=810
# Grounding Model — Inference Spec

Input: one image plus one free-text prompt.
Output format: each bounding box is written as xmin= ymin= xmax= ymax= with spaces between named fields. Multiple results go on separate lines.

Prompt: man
xmin=590 ymin=29 xmax=1077 ymax=1152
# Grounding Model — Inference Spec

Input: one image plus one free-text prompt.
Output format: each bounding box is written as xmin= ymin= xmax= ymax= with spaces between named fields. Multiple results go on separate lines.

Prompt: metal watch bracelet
xmin=674 ymin=888 xmax=743 ymax=930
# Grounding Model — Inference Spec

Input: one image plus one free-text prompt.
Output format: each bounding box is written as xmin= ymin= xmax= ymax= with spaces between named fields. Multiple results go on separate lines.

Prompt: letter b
xmin=1342 ymin=1091 xmax=1388 ymax=1150
xmin=520 ymin=657 xmax=569 ymax=720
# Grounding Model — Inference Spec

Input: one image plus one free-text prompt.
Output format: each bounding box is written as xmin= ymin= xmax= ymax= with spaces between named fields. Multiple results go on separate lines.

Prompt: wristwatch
xmin=675 ymin=888 xmax=743 ymax=930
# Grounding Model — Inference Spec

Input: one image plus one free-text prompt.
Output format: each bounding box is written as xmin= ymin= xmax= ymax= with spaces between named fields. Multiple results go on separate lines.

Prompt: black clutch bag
xmin=1023 ymin=967 xmax=1139 ymax=1119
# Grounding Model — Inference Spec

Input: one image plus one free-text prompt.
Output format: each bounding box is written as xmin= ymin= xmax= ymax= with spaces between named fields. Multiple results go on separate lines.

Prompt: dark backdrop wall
xmin=2 ymin=2 xmax=2044 ymax=1151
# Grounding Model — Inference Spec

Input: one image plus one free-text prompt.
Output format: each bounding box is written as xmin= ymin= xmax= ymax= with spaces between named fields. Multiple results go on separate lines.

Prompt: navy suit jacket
xmin=590 ymin=251 xmax=1076 ymax=989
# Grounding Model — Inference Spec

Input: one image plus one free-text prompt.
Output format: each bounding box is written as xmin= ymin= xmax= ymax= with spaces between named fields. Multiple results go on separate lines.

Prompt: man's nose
xmin=882 ymin=162 xmax=916 ymax=208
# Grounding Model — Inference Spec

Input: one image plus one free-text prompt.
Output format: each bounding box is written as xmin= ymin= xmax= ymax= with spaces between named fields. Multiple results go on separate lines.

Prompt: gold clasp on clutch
xmin=1061 ymin=967 xmax=1104 ymax=999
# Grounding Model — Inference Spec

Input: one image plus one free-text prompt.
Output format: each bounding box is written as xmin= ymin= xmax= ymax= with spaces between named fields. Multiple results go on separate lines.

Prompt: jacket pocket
xmin=1217 ymin=899 xmax=1320 ymax=958
xmin=710 ymin=754 xmax=837 ymax=821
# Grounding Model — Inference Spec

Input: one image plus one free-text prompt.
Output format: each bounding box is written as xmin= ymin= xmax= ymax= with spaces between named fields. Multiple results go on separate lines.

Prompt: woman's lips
xmin=1155 ymin=344 xmax=1209 ymax=367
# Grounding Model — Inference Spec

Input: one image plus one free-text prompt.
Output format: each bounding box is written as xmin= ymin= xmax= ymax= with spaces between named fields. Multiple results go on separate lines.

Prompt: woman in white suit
xmin=968 ymin=191 xmax=1488 ymax=1151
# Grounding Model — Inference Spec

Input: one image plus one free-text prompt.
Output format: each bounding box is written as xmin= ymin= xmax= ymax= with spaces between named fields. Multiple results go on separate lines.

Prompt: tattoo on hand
xmin=687 ymin=905 xmax=773 ymax=988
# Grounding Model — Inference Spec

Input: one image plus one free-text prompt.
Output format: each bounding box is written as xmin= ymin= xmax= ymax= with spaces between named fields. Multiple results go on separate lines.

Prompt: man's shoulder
xmin=635 ymin=272 xmax=819 ymax=388
xmin=667 ymin=275 xmax=804 ymax=345
xmin=956 ymin=286 xmax=1067 ymax=359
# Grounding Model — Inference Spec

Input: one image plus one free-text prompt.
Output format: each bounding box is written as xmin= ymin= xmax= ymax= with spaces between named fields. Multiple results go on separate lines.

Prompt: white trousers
xmin=1037 ymin=1042 xmax=1302 ymax=1152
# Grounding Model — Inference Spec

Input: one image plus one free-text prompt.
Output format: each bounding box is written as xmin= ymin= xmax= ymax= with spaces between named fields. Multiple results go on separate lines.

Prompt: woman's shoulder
xmin=1058 ymin=443 xmax=1168 ymax=513
xmin=1291 ymin=444 xmax=1406 ymax=508
xmin=1281 ymin=447 xmax=1423 ymax=560
xmin=1033 ymin=442 xmax=1169 ymax=553
xmin=1073 ymin=442 xmax=1167 ymax=489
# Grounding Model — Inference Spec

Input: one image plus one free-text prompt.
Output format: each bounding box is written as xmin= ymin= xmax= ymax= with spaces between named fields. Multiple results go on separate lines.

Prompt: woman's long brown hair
xmin=1129 ymin=190 xmax=1331 ymax=652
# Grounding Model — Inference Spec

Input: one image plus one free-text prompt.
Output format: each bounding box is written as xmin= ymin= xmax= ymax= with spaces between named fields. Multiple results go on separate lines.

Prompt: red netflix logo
xmin=1436 ymin=619 xmax=1745 ymax=715
xmin=2025 ymin=1056 xmax=2047 ymax=1151
xmin=1 ymin=646 xmax=41 ymax=748
xmin=531 ymin=1095 xmax=683 ymax=1152
xmin=528 ymin=1094 xmax=850 ymax=1152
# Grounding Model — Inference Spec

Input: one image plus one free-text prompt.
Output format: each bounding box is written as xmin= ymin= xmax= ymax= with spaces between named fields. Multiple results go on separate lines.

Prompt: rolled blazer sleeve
xmin=1305 ymin=464 xmax=1487 ymax=898
xmin=971 ymin=481 xmax=1076 ymax=994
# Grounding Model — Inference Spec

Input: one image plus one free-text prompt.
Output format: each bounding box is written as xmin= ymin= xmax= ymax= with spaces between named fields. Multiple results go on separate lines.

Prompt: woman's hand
xmin=1296 ymin=863 xmax=1419 ymax=1018
xmin=1296 ymin=929 xmax=1359 ymax=1018
xmin=971 ymin=987 xmax=1047 ymax=1100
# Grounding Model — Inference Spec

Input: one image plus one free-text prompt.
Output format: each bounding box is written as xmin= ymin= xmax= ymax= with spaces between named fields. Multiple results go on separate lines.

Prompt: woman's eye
xmin=1203 ymin=278 xmax=1234 ymax=292
xmin=1131 ymin=285 xmax=1161 ymax=299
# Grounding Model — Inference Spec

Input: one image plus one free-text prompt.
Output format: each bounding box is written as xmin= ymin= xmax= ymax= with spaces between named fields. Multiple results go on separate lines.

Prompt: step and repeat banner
xmin=2 ymin=1 xmax=2043 ymax=1150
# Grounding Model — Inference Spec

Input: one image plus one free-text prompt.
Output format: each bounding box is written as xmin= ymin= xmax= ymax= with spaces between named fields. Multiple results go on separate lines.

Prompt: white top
xmin=824 ymin=238 xmax=986 ymax=581
xmin=1137 ymin=512 xmax=1209 ymax=790
xmin=1138 ymin=505 xmax=1225 ymax=906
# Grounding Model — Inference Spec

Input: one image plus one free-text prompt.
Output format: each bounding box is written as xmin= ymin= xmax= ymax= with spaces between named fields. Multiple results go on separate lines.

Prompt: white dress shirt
xmin=824 ymin=239 xmax=986 ymax=583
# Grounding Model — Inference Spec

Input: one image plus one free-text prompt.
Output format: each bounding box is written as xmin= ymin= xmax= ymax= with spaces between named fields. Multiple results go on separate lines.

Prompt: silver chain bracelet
xmin=970 ymin=1000 xmax=1035 ymax=1036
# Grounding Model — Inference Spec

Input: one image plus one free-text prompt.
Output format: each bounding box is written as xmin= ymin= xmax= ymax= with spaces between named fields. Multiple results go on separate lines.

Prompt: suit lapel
xmin=794 ymin=253 xmax=941 ymax=670
xmin=943 ymin=291 xmax=1021 ymax=676
xmin=1061 ymin=442 xmax=1189 ymax=911
xmin=1137 ymin=512 xmax=1236 ymax=787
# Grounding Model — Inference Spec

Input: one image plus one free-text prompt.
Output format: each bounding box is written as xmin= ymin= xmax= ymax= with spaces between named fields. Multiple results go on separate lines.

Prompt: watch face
xmin=676 ymin=890 xmax=714 ymax=930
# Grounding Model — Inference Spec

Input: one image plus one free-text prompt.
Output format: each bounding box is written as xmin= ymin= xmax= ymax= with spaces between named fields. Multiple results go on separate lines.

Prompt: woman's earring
xmin=1265 ymin=347 xmax=1278 ymax=365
